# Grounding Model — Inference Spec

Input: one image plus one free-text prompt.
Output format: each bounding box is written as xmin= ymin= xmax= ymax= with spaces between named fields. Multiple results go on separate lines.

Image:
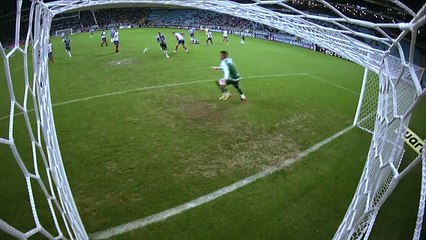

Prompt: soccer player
xmin=189 ymin=27 xmax=195 ymax=44
xmin=110 ymin=28 xmax=115 ymax=43
xmin=63 ymin=36 xmax=71 ymax=57
xmin=156 ymin=32 xmax=169 ymax=58
xmin=240 ymin=31 xmax=245 ymax=45
xmin=172 ymin=32 xmax=189 ymax=53
xmin=206 ymin=30 xmax=213 ymax=45
xmin=112 ymin=30 xmax=119 ymax=53
xmin=212 ymin=50 xmax=246 ymax=101
xmin=101 ymin=30 xmax=108 ymax=47
xmin=48 ymin=42 xmax=54 ymax=63
xmin=223 ymin=30 xmax=229 ymax=44
xmin=89 ymin=28 xmax=94 ymax=38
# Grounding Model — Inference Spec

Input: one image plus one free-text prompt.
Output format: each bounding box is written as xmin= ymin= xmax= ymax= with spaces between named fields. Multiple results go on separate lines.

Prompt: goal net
xmin=0 ymin=0 xmax=425 ymax=240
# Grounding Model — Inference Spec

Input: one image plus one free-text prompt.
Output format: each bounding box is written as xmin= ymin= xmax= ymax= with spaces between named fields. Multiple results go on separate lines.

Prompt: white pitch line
xmin=91 ymin=125 xmax=354 ymax=240
xmin=0 ymin=72 xmax=359 ymax=121
xmin=52 ymin=73 xmax=307 ymax=107
xmin=305 ymin=73 xmax=359 ymax=95
xmin=0 ymin=73 xmax=306 ymax=121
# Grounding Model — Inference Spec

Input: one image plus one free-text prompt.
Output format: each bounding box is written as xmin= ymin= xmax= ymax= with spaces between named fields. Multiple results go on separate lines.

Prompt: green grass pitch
xmin=0 ymin=27 xmax=424 ymax=239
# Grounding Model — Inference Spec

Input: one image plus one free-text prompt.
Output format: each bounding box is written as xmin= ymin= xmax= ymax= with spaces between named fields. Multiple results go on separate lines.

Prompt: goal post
xmin=55 ymin=28 xmax=73 ymax=37
xmin=353 ymin=66 xmax=379 ymax=133
xmin=1 ymin=1 xmax=425 ymax=240
xmin=0 ymin=1 xmax=88 ymax=239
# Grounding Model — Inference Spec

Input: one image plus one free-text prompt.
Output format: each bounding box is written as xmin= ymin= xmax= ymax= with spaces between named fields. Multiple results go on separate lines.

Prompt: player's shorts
xmin=223 ymin=36 xmax=228 ymax=39
xmin=160 ymin=42 xmax=167 ymax=51
xmin=114 ymin=40 xmax=119 ymax=46
xmin=218 ymin=78 xmax=241 ymax=87
xmin=102 ymin=37 xmax=107 ymax=42
xmin=177 ymin=39 xmax=185 ymax=45
xmin=190 ymin=33 xmax=194 ymax=38
xmin=207 ymin=37 xmax=212 ymax=41
xmin=241 ymin=36 xmax=245 ymax=40
xmin=65 ymin=46 xmax=71 ymax=51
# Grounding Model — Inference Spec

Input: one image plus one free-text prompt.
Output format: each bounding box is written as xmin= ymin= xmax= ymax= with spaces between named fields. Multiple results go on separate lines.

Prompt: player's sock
xmin=222 ymin=91 xmax=231 ymax=100
xmin=219 ymin=91 xmax=229 ymax=100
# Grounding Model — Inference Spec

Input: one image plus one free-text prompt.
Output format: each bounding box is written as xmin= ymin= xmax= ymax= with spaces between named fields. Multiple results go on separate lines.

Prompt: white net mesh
xmin=0 ymin=1 xmax=87 ymax=239
xmin=353 ymin=68 xmax=379 ymax=133
xmin=0 ymin=0 xmax=425 ymax=239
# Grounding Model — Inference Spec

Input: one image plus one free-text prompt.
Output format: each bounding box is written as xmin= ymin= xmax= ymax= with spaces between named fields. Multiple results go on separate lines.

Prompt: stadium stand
xmin=0 ymin=1 xmax=423 ymax=69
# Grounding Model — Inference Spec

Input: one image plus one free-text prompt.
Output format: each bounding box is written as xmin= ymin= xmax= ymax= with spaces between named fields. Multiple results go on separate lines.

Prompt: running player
xmin=223 ymin=30 xmax=229 ymax=44
xmin=89 ymin=28 xmax=94 ymax=38
xmin=189 ymin=27 xmax=196 ymax=44
xmin=101 ymin=30 xmax=108 ymax=47
xmin=240 ymin=31 xmax=245 ymax=45
xmin=48 ymin=42 xmax=54 ymax=63
xmin=212 ymin=50 xmax=246 ymax=101
xmin=172 ymin=32 xmax=189 ymax=53
xmin=112 ymin=30 xmax=119 ymax=53
xmin=206 ymin=30 xmax=213 ymax=45
xmin=156 ymin=32 xmax=170 ymax=58
xmin=63 ymin=36 xmax=71 ymax=57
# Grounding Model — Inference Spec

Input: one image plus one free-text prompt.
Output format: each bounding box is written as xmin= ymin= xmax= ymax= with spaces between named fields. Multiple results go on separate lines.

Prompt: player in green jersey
xmin=212 ymin=50 xmax=246 ymax=101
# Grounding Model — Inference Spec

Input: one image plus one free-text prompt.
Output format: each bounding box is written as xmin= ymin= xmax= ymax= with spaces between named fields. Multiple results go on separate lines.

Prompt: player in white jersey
xmin=101 ymin=30 xmax=108 ymax=47
xmin=172 ymin=32 xmax=189 ymax=53
xmin=223 ymin=30 xmax=229 ymax=44
xmin=206 ymin=30 xmax=213 ymax=45
xmin=112 ymin=30 xmax=119 ymax=53
xmin=48 ymin=42 xmax=54 ymax=63
xmin=189 ymin=27 xmax=196 ymax=44
xmin=212 ymin=50 xmax=246 ymax=101
xmin=110 ymin=28 xmax=115 ymax=43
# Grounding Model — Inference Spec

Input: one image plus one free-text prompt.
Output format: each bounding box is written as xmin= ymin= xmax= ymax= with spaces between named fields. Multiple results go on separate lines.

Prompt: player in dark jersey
xmin=63 ymin=36 xmax=71 ymax=57
xmin=156 ymin=32 xmax=170 ymax=58
xmin=48 ymin=42 xmax=54 ymax=63
xmin=240 ymin=31 xmax=246 ymax=45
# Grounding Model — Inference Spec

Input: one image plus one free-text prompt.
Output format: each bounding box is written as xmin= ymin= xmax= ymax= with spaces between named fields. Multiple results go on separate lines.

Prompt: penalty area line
xmin=0 ymin=73 xmax=306 ymax=121
xmin=91 ymin=125 xmax=354 ymax=240
xmin=52 ymin=73 xmax=308 ymax=107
